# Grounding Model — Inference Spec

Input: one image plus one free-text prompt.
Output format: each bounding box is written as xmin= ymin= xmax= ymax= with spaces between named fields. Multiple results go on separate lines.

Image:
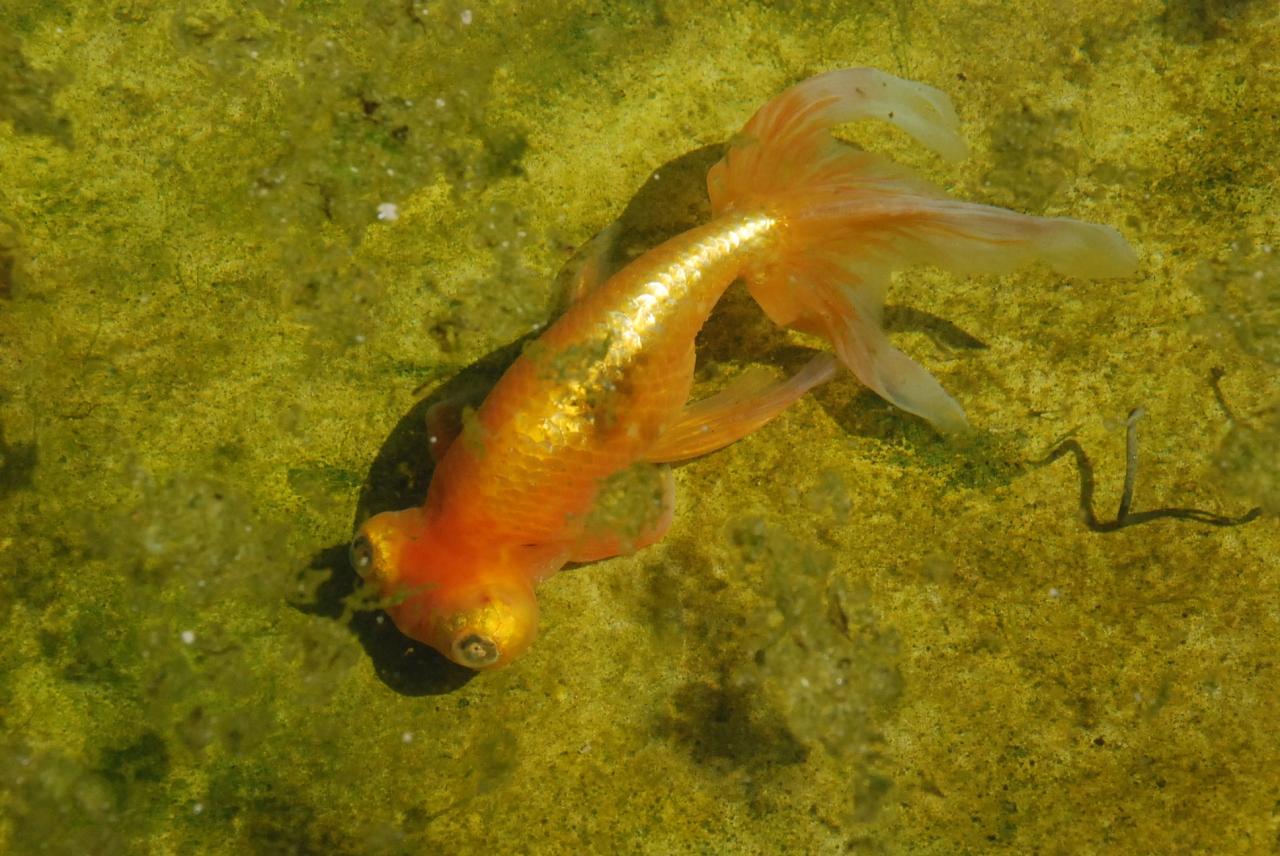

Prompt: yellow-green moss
xmin=1 ymin=1 xmax=1276 ymax=853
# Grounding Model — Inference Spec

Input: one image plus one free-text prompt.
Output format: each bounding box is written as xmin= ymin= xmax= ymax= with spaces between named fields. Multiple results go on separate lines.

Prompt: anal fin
xmin=571 ymin=463 xmax=675 ymax=563
xmin=644 ymin=353 xmax=839 ymax=464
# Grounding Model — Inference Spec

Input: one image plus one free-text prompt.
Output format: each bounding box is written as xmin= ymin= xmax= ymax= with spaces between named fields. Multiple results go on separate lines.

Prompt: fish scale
xmin=432 ymin=211 xmax=777 ymax=544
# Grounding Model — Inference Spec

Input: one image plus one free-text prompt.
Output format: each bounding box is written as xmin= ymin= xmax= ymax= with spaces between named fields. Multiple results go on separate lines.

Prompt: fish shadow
xmin=296 ymin=339 xmax=528 ymax=696
xmin=294 ymin=144 xmax=987 ymax=695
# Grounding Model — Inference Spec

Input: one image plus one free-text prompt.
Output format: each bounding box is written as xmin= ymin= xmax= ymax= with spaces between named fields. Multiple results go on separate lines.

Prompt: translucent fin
xmin=571 ymin=463 xmax=674 ymax=562
xmin=708 ymin=67 xmax=968 ymax=215
xmin=423 ymin=383 xmax=492 ymax=463
xmin=645 ymin=354 xmax=839 ymax=462
xmin=707 ymin=67 xmax=1138 ymax=431
xmin=424 ymin=398 xmax=464 ymax=463
xmin=806 ymin=266 xmax=968 ymax=432
xmin=550 ymin=220 xmax=622 ymax=314
xmin=797 ymin=195 xmax=1140 ymax=280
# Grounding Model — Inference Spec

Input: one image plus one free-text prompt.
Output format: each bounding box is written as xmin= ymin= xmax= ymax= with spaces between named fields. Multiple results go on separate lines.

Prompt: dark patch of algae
xmin=0 ymin=0 xmax=1276 ymax=853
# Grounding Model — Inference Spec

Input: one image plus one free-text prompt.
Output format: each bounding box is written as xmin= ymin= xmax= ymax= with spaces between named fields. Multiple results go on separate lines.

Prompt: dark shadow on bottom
xmin=294 ymin=545 xmax=474 ymax=696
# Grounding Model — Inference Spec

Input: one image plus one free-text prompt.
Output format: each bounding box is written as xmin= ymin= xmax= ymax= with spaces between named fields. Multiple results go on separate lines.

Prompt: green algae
xmin=0 ymin=33 xmax=72 ymax=148
xmin=1 ymin=1 xmax=1278 ymax=854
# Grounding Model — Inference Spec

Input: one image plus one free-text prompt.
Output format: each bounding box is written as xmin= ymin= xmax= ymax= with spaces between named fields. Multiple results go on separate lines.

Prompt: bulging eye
xmin=453 ymin=633 xmax=500 ymax=668
xmin=349 ymin=534 xmax=374 ymax=578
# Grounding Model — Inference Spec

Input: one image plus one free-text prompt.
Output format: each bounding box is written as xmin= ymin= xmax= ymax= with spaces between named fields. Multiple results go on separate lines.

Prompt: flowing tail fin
xmin=708 ymin=68 xmax=1138 ymax=432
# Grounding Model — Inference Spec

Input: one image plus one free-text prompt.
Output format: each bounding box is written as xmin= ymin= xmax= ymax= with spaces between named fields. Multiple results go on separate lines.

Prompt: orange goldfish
xmin=351 ymin=68 xmax=1136 ymax=669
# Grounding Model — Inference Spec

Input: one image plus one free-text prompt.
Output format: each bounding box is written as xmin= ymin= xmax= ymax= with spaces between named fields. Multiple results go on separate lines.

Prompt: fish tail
xmin=708 ymin=68 xmax=1137 ymax=432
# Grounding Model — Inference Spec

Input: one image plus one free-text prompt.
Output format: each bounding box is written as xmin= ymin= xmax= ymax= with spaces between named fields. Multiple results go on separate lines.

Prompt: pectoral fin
xmin=550 ymin=220 xmax=623 ymax=313
xmin=423 ymin=386 xmax=492 ymax=463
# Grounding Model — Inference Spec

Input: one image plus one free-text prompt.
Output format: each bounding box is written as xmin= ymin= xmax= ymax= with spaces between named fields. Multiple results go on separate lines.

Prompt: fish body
xmin=353 ymin=69 xmax=1137 ymax=669
xmin=436 ymin=211 xmax=777 ymax=545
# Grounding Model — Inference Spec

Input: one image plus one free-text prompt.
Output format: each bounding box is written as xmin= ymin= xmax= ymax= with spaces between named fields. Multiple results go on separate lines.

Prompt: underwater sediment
xmin=1 ymin=1 xmax=1276 ymax=852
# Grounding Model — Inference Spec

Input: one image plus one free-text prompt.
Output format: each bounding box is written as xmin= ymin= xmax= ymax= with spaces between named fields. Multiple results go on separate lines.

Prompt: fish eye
xmin=349 ymin=534 xmax=374 ymax=578
xmin=453 ymin=633 xmax=500 ymax=668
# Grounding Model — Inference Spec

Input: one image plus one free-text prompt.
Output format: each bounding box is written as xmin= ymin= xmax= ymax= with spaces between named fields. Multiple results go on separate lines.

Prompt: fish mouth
xmin=349 ymin=534 xmax=374 ymax=578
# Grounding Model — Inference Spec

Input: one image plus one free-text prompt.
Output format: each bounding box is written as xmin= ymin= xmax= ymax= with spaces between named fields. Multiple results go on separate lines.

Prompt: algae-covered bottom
xmin=1 ymin=1 xmax=1277 ymax=853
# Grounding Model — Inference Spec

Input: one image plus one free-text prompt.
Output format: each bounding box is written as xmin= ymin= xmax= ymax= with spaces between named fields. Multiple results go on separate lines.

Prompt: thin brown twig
xmin=1034 ymin=408 xmax=1261 ymax=533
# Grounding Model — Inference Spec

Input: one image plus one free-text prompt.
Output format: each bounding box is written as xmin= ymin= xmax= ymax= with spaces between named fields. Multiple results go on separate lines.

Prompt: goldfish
xmin=351 ymin=68 xmax=1136 ymax=669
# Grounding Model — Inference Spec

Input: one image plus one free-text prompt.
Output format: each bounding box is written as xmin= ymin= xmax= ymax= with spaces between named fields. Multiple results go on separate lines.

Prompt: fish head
xmin=421 ymin=578 xmax=540 ymax=670
xmin=351 ymin=510 xmax=539 ymax=669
